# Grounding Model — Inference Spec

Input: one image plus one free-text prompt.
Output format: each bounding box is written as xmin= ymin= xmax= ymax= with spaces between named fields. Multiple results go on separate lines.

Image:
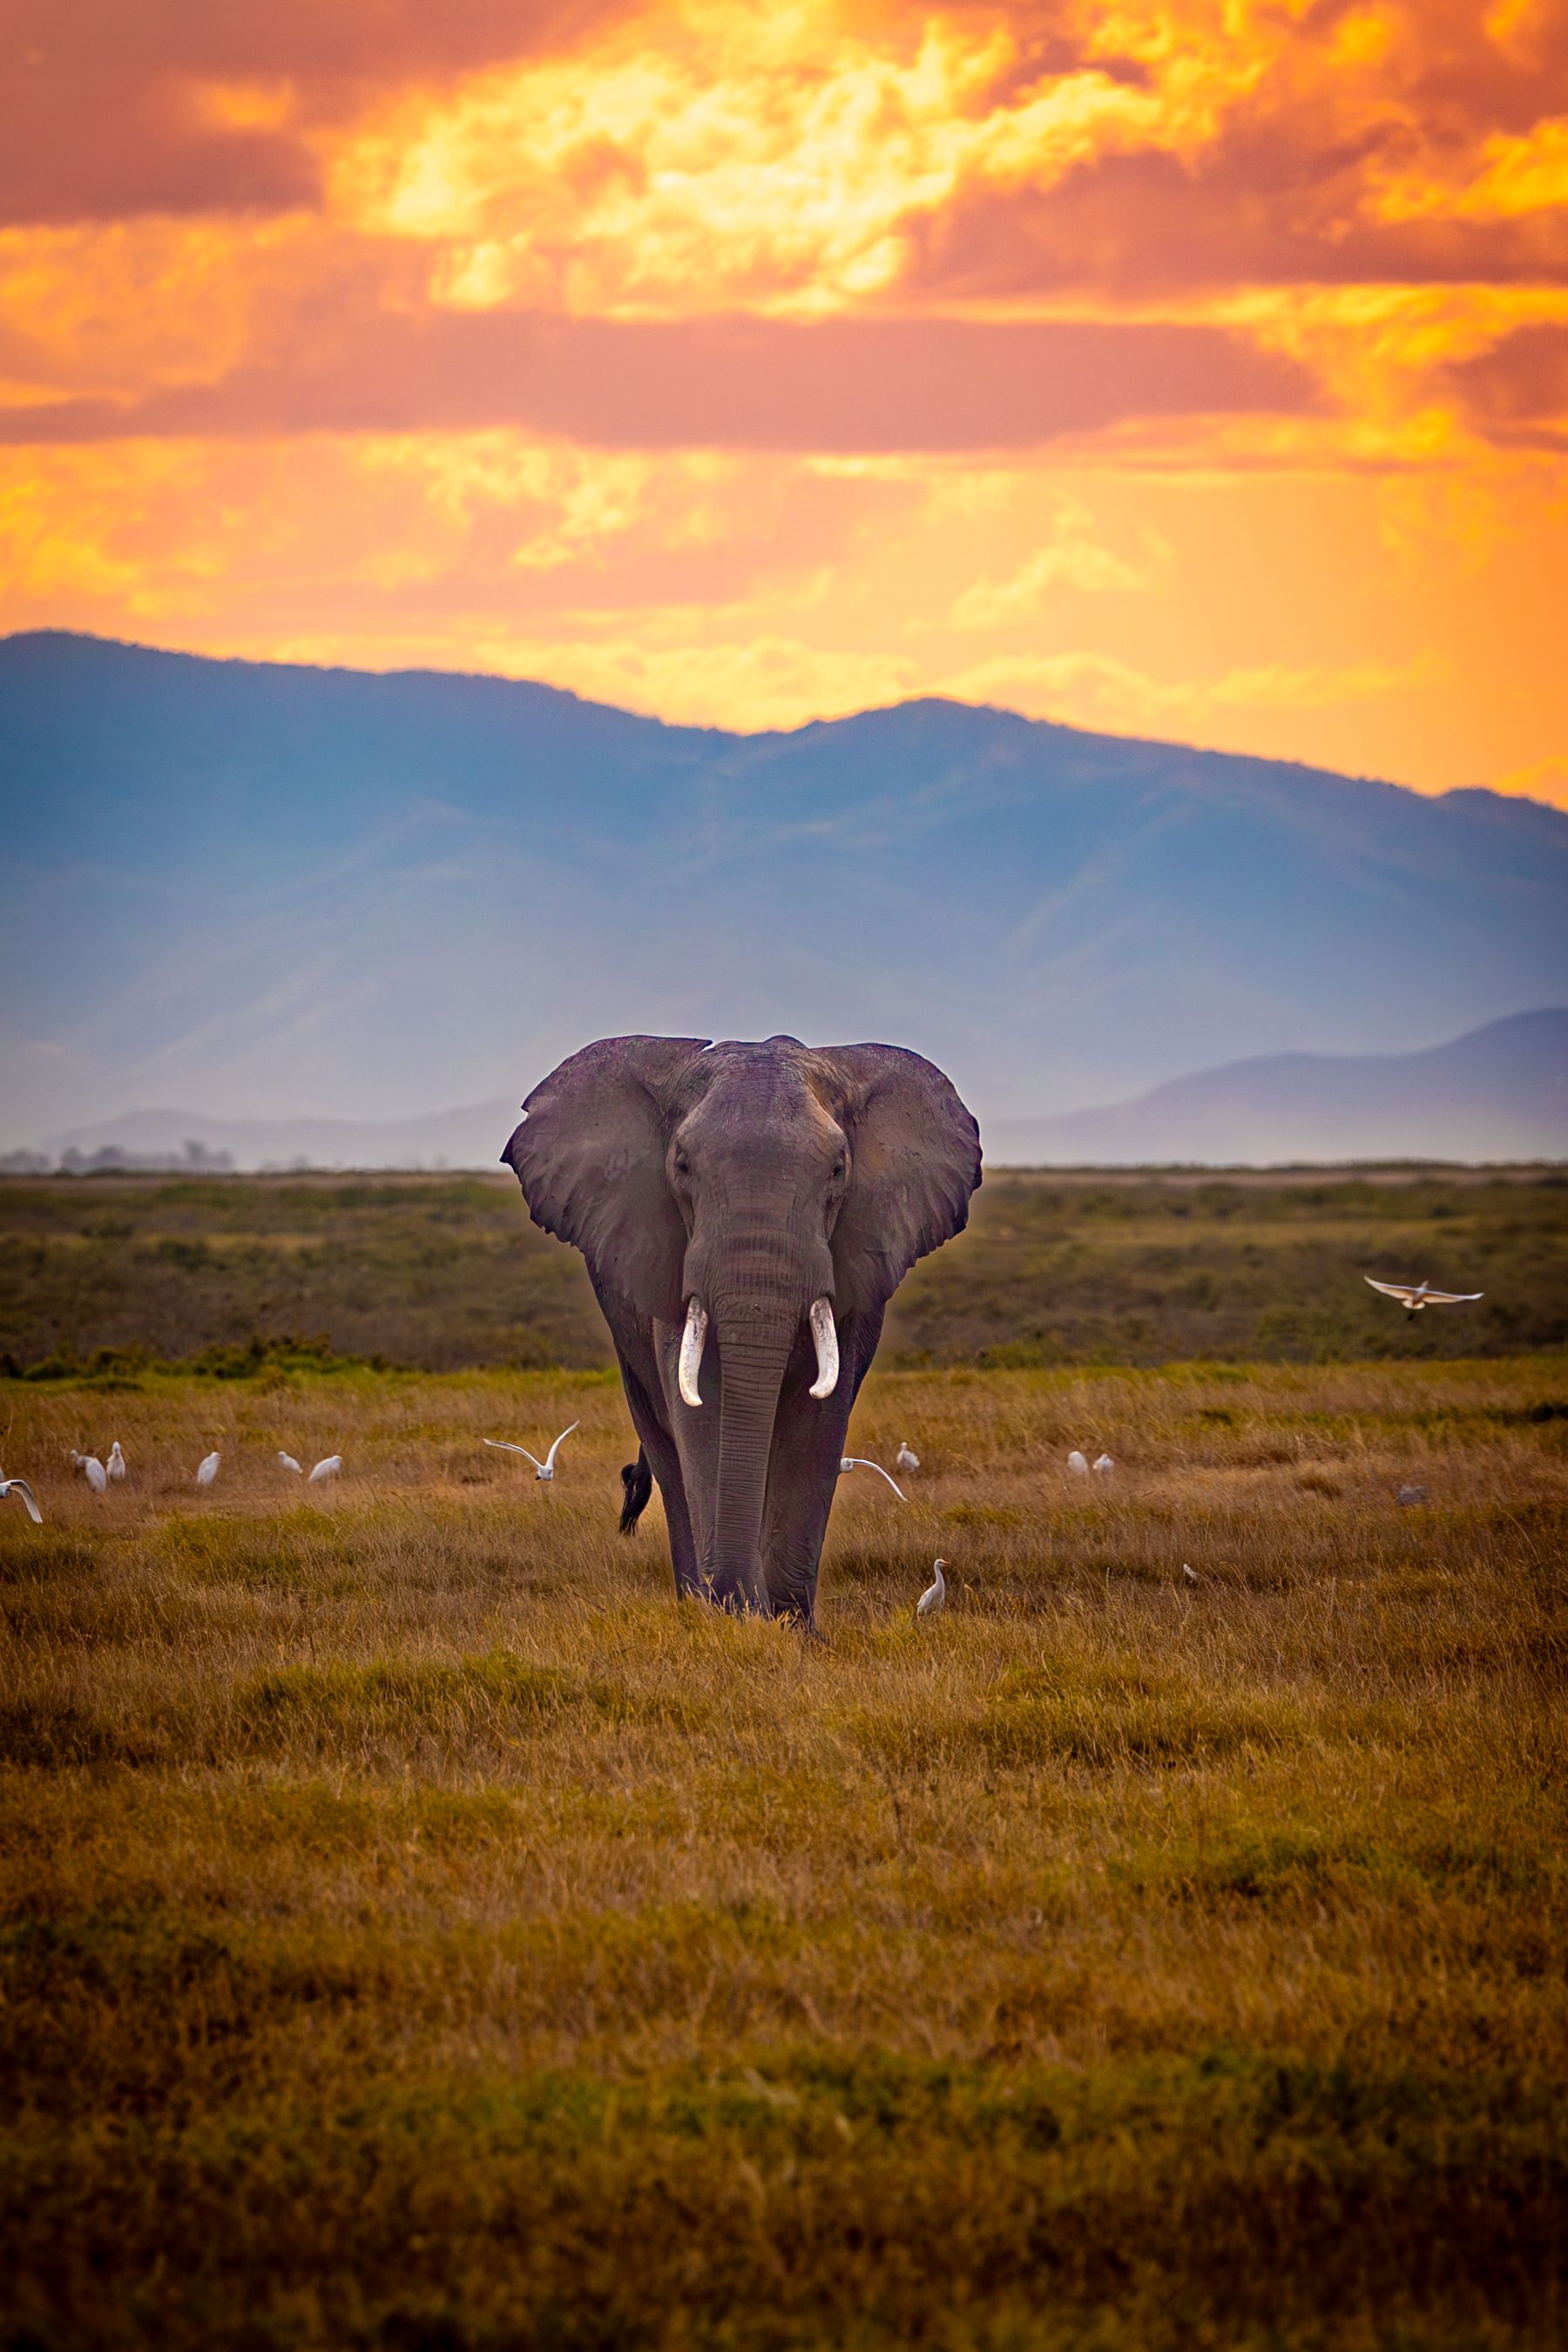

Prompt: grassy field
xmin=3 ymin=1355 xmax=1565 ymax=2348
xmin=3 ymin=1164 xmax=1565 ymax=1375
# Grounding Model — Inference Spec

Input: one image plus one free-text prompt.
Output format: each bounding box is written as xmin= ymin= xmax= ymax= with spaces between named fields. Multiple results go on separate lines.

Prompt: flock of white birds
xmin=7 ymin=1443 xmax=348 ymax=1510
xmin=0 ymin=1274 xmax=1484 ymax=1613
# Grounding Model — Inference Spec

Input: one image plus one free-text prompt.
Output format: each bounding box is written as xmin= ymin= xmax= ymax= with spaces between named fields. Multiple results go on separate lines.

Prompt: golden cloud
xmin=0 ymin=0 xmax=1563 ymax=794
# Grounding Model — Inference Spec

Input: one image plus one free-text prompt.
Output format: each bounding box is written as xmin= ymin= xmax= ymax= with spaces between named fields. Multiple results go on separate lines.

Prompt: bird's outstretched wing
xmin=485 ymin=1438 xmax=546 ymax=1471
xmin=543 ymin=1422 xmax=580 ymax=1471
xmin=2 ymin=1478 xmax=43 ymax=1524
xmin=841 ymin=1456 xmax=908 ymax=1501
xmin=1364 ymin=1277 xmax=1419 ymax=1303
xmin=1421 ymin=1288 xmax=1484 ymax=1304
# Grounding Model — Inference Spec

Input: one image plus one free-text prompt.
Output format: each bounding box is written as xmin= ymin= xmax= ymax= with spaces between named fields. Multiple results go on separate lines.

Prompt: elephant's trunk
xmin=706 ymin=1264 xmax=801 ymax=1612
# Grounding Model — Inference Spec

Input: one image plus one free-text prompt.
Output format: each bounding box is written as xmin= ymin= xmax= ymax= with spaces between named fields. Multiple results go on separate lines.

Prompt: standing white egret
xmin=1 ymin=1477 xmax=43 ymax=1524
xmin=916 ymin=1558 xmax=947 ymax=1617
xmin=1364 ymin=1276 xmax=1483 ymax=1318
xmin=195 ymin=1451 xmax=220 ymax=1487
xmin=279 ymin=1452 xmax=303 ymax=1475
xmin=1066 ymin=1450 xmax=1089 ymax=1475
xmin=308 ymin=1456 xmax=342 ymax=1484
xmin=895 ymin=1442 xmax=920 ymax=1473
xmin=107 ymin=1442 xmax=127 ymax=1482
xmin=76 ymin=1454 xmax=107 ymax=1494
xmin=1182 ymin=1562 xmax=1199 ymax=1585
xmin=838 ymin=1456 xmax=908 ymax=1501
xmin=484 ymin=1423 xmax=579 ymax=1481
xmin=1092 ymin=1453 xmax=1114 ymax=1474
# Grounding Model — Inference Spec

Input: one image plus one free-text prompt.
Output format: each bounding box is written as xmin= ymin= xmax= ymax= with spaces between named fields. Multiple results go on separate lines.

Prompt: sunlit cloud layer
xmin=1 ymin=0 xmax=1565 ymax=796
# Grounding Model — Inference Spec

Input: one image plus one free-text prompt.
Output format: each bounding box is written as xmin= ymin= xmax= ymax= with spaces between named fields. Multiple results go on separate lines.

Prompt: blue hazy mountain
xmin=3 ymin=630 xmax=1566 ymax=1152
xmin=34 ymin=1010 xmax=1568 ymax=1170
xmin=986 ymin=1009 xmax=1568 ymax=1164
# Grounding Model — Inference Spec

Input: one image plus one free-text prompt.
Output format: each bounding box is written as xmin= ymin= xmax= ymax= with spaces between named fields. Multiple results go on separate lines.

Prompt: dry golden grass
xmin=3 ymin=1358 xmax=1566 ymax=2349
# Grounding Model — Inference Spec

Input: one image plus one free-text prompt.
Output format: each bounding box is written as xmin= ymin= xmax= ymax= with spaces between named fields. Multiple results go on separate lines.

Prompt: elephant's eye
xmin=832 ymin=1159 xmax=846 ymax=1181
xmin=675 ymin=1152 xmax=690 ymax=1177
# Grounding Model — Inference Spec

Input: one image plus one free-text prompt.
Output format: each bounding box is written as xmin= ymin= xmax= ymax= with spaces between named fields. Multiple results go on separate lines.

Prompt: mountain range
xmin=27 ymin=1009 xmax=1564 ymax=1170
xmin=986 ymin=1008 xmax=1568 ymax=1164
xmin=3 ymin=630 xmax=1566 ymax=1159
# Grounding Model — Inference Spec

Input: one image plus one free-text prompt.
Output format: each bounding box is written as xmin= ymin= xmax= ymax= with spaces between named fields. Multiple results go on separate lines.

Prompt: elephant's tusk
xmin=678 ymin=1299 xmax=707 ymax=1408
xmin=808 ymin=1297 xmax=839 ymax=1399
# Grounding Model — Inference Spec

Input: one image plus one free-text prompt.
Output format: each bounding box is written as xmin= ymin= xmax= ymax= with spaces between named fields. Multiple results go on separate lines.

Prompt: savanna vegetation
xmin=3 ymin=1350 xmax=1565 ymax=2349
xmin=2 ymin=1163 xmax=1565 ymax=1375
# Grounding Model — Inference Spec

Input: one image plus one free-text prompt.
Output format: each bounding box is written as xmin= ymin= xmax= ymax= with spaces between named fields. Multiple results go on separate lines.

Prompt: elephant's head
xmin=504 ymin=1034 xmax=980 ymax=1612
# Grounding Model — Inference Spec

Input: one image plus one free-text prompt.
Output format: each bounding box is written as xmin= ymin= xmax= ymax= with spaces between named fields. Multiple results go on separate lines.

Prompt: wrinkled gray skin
xmin=504 ymin=1035 xmax=981 ymax=1623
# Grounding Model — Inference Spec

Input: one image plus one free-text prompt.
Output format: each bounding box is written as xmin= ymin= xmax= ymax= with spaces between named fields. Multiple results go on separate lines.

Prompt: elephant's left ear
xmin=504 ymin=1035 xmax=711 ymax=1322
xmin=816 ymin=1044 xmax=982 ymax=1315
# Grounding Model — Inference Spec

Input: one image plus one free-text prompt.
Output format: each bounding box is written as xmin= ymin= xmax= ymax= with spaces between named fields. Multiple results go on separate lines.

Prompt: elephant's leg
xmin=614 ymin=1340 xmax=700 ymax=1598
xmin=652 ymin=1313 xmax=726 ymax=1596
xmin=761 ymin=1308 xmax=884 ymax=1623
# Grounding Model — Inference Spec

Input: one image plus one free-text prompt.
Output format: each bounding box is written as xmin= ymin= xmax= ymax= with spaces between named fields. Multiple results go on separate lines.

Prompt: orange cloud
xmin=0 ymin=0 xmax=1563 ymax=804
xmin=0 ymin=312 xmax=1320 ymax=449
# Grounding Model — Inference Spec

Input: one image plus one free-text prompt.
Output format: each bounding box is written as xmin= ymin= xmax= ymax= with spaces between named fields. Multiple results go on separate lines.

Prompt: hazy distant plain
xmin=3 ymin=1166 xmax=1564 ymax=1377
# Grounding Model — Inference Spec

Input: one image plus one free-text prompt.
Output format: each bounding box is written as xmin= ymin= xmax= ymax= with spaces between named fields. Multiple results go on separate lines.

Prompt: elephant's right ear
xmin=504 ymin=1036 xmax=710 ymax=1323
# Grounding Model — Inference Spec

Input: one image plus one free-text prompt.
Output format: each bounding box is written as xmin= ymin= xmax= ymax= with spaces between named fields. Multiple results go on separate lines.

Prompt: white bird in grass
xmin=1092 ymin=1453 xmax=1114 ymax=1474
xmin=195 ymin=1451 xmax=220 ymax=1487
xmin=839 ymin=1456 xmax=907 ymax=1501
xmin=1364 ymin=1276 xmax=1483 ymax=1318
xmin=279 ymin=1452 xmax=303 ymax=1475
xmin=916 ymin=1558 xmax=947 ymax=1617
xmin=308 ymin=1456 xmax=342 ymax=1484
xmin=1182 ymin=1562 xmax=1199 ymax=1585
xmin=484 ymin=1423 xmax=579 ymax=1481
xmin=107 ymin=1442 xmax=127 ymax=1482
xmin=895 ymin=1441 xmax=920 ymax=1473
xmin=1066 ymin=1450 xmax=1089 ymax=1475
xmin=71 ymin=1452 xmax=107 ymax=1494
xmin=1 ymin=1477 xmax=43 ymax=1524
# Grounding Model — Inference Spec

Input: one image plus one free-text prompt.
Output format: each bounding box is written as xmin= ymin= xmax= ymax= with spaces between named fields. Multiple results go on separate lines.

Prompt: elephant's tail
xmin=618 ymin=1449 xmax=653 ymax=1535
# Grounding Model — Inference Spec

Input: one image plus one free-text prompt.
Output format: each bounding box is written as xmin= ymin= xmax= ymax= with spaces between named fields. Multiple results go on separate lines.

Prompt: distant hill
xmin=31 ymin=1010 xmax=1567 ymax=1171
xmin=37 ymin=1099 xmax=516 ymax=1174
xmin=986 ymin=1010 xmax=1568 ymax=1165
xmin=3 ymin=631 xmax=1567 ymax=1154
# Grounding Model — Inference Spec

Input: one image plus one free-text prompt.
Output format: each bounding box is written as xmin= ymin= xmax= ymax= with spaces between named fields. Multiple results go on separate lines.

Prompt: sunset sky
xmin=3 ymin=0 xmax=1565 ymax=801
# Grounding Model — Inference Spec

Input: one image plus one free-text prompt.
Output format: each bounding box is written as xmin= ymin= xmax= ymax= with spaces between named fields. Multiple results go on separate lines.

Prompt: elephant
xmin=504 ymin=1033 xmax=981 ymax=1622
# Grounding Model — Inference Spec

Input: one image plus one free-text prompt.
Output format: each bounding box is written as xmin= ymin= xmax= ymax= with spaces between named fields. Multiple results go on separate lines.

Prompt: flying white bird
xmin=308 ymin=1456 xmax=341 ymax=1484
xmin=1182 ymin=1561 xmax=1199 ymax=1585
xmin=195 ymin=1451 xmax=220 ymax=1487
xmin=916 ymin=1558 xmax=947 ymax=1617
xmin=895 ymin=1442 xmax=920 ymax=1473
xmin=1092 ymin=1453 xmax=1114 ymax=1473
xmin=839 ymin=1456 xmax=908 ymax=1501
xmin=1364 ymin=1276 xmax=1483 ymax=1317
xmin=1066 ymin=1450 xmax=1089 ymax=1475
xmin=107 ymin=1442 xmax=127 ymax=1482
xmin=484 ymin=1423 xmax=579 ymax=1481
xmin=279 ymin=1452 xmax=303 ymax=1475
xmin=1 ymin=1477 xmax=43 ymax=1524
xmin=74 ymin=1453 xmax=107 ymax=1494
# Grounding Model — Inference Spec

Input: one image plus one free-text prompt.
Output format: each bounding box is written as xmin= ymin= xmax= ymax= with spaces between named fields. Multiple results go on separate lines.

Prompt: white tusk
xmin=808 ymin=1297 xmax=839 ymax=1400
xmin=678 ymin=1299 xmax=707 ymax=1408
